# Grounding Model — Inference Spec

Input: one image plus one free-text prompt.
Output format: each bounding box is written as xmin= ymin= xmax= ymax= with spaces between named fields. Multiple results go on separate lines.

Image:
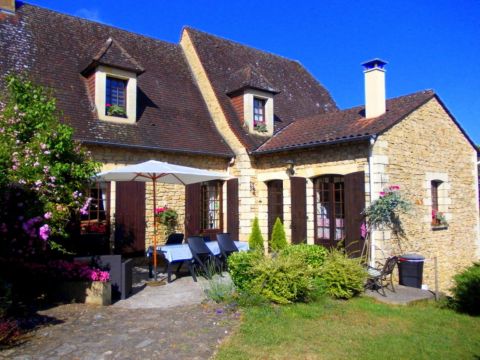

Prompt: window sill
xmin=431 ymin=225 xmax=448 ymax=231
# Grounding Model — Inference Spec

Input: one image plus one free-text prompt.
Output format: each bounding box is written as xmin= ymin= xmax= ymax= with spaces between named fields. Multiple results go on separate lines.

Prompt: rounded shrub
xmin=451 ymin=262 xmax=480 ymax=316
xmin=280 ymin=244 xmax=328 ymax=271
xmin=227 ymin=251 xmax=263 ymax=292
xmin=317 ymin=250 xmax=367 ymax=299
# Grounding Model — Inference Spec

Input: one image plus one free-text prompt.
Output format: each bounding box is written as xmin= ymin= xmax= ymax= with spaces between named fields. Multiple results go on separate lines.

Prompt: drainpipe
xmin=368 ymin=135 xmax=377 ymax=267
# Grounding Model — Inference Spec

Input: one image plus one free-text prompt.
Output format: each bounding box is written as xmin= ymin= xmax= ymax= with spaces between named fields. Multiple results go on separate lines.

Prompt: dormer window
xmin=106 ymin=77 xmax=127 ymax=117
xmin=253 ymin=97 xmax=267 ymax=132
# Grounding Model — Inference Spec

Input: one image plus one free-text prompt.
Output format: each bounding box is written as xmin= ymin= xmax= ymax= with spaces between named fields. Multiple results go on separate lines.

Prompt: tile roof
xmin=0 ymin=4 xmax=234 ymax=157
xmin=254 ymin=90 xmax=437 ymax=154
xmin=82 ymin=38 xmax=145 ymax=75
xmin=185 ymin=27 xmax=338 ymax=151
xmin=225 ymin=65 xmax=279 ymax=95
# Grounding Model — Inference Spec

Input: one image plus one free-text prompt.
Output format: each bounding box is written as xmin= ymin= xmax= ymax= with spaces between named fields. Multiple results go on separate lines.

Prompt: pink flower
xmin=44 ymin=212 xmax=53 ymax=220
xmin=80 ymin=197 xmax=92 ymax=215
xmin=389 ymin=185 xmax=400 ymax=191
xmin=360 ymin=223 xmax=368 ymax=239
xmin=155 ymin=207 xmax=166 ymax=214
xmin=39 ymin=224 xmax=50 ymax=241
xmin=379 ymin=191 xmax=385 ymax=197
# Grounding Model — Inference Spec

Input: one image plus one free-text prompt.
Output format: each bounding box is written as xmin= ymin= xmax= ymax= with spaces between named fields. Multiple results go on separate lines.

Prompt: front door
xmin=267 ymin=180 xmax=284 ymax=240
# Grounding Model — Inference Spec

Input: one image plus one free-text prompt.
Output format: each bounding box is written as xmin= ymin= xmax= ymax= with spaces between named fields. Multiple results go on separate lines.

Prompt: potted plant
xmin=431 ymin=210 xmax=448 ymax=228
xmin=155 ymin=206 xmax=178 ymax=237
xmin=106 ymin=103 xmax=126 ymax=117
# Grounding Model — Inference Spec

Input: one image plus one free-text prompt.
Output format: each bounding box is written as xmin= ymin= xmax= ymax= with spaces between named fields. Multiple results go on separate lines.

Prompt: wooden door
xmin=227 ymin=178 xmax=239 ymax=240
xmin=185 ymin=183 xmax=202 ymax=239
xmin=267 ymin=180 xmax=284 ymax=240
xmin=115 ymin=181 xmax=146 ymax=255
xmin=291 ymin=177 xmax=307 ymax=244
xmin=344 ymin=171 xmax=366 ymax=257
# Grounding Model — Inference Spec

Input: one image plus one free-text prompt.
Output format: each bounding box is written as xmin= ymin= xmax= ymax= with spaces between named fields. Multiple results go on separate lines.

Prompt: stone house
xmin=1 ymin=2 xmax=478 ymax=291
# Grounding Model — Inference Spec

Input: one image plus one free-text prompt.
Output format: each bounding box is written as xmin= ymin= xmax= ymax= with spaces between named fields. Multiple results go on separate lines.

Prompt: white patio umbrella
xmin=96 ymin=160 xmax=231 ymax=280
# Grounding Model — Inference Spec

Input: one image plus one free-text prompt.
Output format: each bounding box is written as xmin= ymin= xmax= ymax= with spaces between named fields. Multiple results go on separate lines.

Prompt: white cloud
xmin=74 ymin=8 xmax=104 ymax=23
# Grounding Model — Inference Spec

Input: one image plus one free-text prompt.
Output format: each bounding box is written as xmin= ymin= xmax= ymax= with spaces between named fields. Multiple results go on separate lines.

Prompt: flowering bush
xmin=0 ymin=75 xmax=100 ymax=259
xmin=432 ymin=210 xmax=448 ymax=227
xmin=363 ymin=185 xmax=411 ymax=236
xmin=47 ymin=260 xmax=109 ymax=282
xmin=154 ymin=206 xmax=178 ymax=236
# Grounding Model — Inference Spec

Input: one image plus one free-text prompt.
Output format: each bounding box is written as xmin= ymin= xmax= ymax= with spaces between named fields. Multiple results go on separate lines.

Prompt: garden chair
xmin=365 ymin=256 xmax=398 ymax=296
xmin=165 ymin=233 xmax=184 ymax=245
xmin=187 ymin=236 xmax=222 ymax=279
xmin=216 ymin=232 xmax=239 ymax=269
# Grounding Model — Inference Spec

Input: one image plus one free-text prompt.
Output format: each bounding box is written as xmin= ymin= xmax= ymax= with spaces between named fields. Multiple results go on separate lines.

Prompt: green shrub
xmin=451 ymin=262 xmax=480 ymax=316
xmin=248 ymin=217 xmax=264 ymax=251
xmin=280 ymin=244 xmax=328 ymax=271
xmin=270 ymin=217 xmax=287 ymax=252
xmin=250 ymin=254 xmax=314 ymax=304
xmin=204 ymin=275 xmax=236 ymax=303
xmin=228 ymin=251 xmax=263 ymax=291
xmin=317 ymin=250 xmax=367 ymax=299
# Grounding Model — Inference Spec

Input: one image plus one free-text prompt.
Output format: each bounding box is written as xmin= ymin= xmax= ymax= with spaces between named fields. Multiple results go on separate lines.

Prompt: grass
xmin=215 ymin=296 xmax=480 ymax=360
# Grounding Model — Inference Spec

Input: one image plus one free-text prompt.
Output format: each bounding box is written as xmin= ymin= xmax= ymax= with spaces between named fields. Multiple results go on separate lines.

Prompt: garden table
xmin=146 ymin=241 xmax=249 ymax=282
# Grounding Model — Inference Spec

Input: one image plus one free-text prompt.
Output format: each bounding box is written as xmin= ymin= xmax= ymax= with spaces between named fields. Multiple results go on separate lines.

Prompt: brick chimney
xmin=362 ymin=58 xmax=387 ymax=119
xmin=0 ymin=0 xmax=15 ymax=13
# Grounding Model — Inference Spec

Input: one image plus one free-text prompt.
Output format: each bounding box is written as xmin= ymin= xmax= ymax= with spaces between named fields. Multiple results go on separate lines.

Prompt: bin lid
xmin=399 ymin=253 xmax=425 ymax=261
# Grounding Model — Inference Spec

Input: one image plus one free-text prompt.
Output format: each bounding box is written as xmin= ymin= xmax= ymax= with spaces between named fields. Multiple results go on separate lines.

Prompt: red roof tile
xmin=255 ymin=90 xmax=436 ymax=154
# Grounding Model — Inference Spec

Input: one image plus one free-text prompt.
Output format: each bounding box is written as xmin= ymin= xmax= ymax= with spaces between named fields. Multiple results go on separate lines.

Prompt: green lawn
xmin=215 ymin=297 xmax=480 ymax=360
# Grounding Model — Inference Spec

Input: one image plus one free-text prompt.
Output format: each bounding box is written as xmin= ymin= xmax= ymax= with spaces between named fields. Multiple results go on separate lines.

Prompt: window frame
xmin=80 ymin=182 xmax=109 ymax=235
xmin=253 ymin=97 xmax=266 ymax=126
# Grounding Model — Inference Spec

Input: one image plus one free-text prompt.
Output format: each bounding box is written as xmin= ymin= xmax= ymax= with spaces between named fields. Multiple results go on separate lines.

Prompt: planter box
xmin=50 ymin=281 xmax=111 ymax=305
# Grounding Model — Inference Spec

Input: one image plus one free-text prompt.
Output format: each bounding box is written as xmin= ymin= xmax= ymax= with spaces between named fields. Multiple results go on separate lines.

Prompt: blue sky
xmin=27 ymin=0 xmax=480 ymax=144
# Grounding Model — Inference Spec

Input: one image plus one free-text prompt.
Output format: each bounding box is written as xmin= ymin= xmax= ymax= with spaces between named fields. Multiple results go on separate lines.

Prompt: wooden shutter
xmin=344 ymin=171 xmax=366 ymax=258
xmin=185 ymin=182 xmax=202 ymax=239
xmin=227 ymin=178 xmax=239 ymax=240
xmin=115 ymin=181 xmax=146 ymax=255
xmin=267 ymin=180 xmax=284 ymax=240
xmin=290 ymin=177 xmax=307 ymax=244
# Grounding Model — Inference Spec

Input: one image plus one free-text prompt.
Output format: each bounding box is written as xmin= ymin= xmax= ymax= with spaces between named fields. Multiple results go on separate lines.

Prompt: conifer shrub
xmin=317 ymin=249 xmax=367 ymax=299
xmin=270 ymin=217 xmax=287 ymax=252
xmin=248 ymin=217 xmax=264 ymax=251
xmin=450 ymin=262 xmax=480 ymax=316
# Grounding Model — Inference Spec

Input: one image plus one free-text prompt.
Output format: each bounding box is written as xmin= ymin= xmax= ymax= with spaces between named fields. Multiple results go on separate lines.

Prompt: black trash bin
xmin=398 ymin=254 xmax=425 ymax=288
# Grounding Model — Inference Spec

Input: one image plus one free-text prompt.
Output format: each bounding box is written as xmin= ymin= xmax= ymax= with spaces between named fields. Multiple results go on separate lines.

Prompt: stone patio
xmin=364 ymin=284 xmax=436 ymax=305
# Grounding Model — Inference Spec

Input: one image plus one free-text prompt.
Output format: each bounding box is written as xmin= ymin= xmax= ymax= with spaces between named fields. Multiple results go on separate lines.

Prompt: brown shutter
xmin=115 ymin=181 xmax=146 ymax=255
xmin=290 ymin=177 xmax=307 ymax=244
xmin=227 ymin=178 xmax=239 ymax=240
xmin=267 ymin=180 xmax=284 ymax=240
xmin=344 ymin=171 xmax=366 ymax=258
xmin=185 ymin=182 xmax=202 ymax=238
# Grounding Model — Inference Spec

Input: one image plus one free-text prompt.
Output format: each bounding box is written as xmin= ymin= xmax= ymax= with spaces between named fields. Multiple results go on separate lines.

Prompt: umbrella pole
xmin=153 ymin=179 xmax=157 ymax=281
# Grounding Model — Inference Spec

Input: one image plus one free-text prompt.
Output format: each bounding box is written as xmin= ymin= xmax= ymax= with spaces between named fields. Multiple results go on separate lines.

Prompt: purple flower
xmin=39 ymin=224 xmax=50 ymax=241
xmin=80 ymin=197 xmax=92 ymax=215
xmin=360 ymin=223 xmax=368 ymax=239
xmin=44 ymin=212 xmax=53 ymax=220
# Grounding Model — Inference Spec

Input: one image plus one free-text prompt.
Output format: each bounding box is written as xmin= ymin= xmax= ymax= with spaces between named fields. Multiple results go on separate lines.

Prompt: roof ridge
xmin=21 ymin=3 xmax=178 ymax=47
xmin=183 ymin=26 xmax=304 ymax=65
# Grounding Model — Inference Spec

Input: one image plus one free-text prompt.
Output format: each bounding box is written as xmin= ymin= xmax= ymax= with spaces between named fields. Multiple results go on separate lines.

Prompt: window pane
xmin=201 ymin=182 xmax=222 ymax=230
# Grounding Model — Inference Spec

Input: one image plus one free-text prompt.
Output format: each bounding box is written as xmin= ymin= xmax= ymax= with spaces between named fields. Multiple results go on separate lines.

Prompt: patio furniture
xmin=216 ymin=232 xmax=239 ymax=268
xmin=146 ymin=241 xmax=249 ymax=282
xmin=165 ymin=233 xmax=184 ymax=245
xmin=187 ymin=236 xmax=222 ymax=279
xmin=74 ymin=255 xmax=133 ymax=300
xmin=365 ymin=256 xmax=398 ymax=296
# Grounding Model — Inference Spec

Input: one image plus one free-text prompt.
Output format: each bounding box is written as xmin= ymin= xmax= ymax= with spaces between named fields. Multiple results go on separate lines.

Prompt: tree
xmin=270 ymin=217 xmax=287 ymax=252
xmin=248 ymin=217 xmax=264 ymax=251
xmin=0 ymin=75 xmax=100 ymax=259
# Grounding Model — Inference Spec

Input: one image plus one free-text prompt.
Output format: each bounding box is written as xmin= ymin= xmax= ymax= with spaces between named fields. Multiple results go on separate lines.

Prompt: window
xmin=253 ymin=97 xmax=266 ymax=126
xmin=314 ymin=176 xmax=345 ymax=247
xmin=201 ymin=181 xmax=222 ymax=230
xmin=80 ymin=182 xmax=108 ymax=234
xmin=431 ymin=180 xmax=446 ymax=226
xmin=105 ymin=77 xmax=127 ymax=117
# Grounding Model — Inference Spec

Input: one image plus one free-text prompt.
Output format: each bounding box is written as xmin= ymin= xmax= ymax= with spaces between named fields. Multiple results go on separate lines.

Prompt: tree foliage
xmin=270 ymin=217 xmax=287 ymax=252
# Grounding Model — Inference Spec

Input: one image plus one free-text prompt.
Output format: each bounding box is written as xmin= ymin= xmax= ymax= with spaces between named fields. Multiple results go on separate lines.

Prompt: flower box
xmin=50 ymin=280 xmax=111 ymax=305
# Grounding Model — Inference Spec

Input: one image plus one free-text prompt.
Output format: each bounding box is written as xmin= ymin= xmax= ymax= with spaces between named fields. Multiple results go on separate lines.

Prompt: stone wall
xmin=87 ymin=144 xmax=229 ymax=248
xmin=254 ymin=143 xmax=370 ymax=246
xmin=373 ymin=97 xmax=479 ymax=291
